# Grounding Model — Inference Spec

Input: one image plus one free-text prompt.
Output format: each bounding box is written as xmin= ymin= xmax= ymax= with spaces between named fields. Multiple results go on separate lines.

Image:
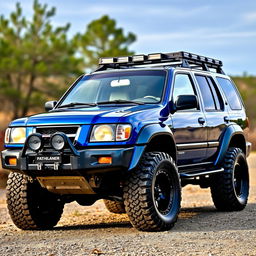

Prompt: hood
xmin=10 ymin=105 xmax=161 ymax=127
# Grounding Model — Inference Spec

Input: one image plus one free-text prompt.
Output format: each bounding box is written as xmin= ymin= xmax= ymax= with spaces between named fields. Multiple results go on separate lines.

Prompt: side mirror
xmin=45 ymin=101 xmax=57 ymax=111
xmin=175 ymin=95 xmax=198 ymax=111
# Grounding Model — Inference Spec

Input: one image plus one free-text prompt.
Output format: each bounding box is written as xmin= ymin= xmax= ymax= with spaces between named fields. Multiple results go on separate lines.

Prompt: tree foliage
xmin=75 ymin=15 xmax=136 ymax=68
xmin=0 ymin=1 xmax=83 ymax=119
xmin=0 ymin=2 xmax=136 ymax=120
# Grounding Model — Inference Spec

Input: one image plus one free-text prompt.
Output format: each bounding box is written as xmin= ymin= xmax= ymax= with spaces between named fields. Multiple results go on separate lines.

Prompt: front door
xmin=171 ymin=72 xmax=208 ymax=167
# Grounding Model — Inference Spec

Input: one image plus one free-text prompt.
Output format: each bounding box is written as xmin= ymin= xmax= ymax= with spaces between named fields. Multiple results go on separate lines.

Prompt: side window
xmin=172 ymin=74 xmax=196 ymax=102
xmin=206 ymin=76 xmax=223 ymax=110
xmin=216 ymin=77 xmax=242 ymax=110
xmin=195 ymin=75 xmax=220 ymax=111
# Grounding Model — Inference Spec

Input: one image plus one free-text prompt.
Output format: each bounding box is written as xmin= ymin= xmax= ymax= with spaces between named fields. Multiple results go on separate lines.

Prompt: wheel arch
xmin=215 ymin=124 xmax=246 ymax=166
xmin=128 ymin=124 xmax=177 ymax=170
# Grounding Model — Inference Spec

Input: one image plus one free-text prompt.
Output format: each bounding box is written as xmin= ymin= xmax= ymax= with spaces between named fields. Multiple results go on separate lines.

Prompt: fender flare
xmin=214 ymin=124 xmax=245 ymax=166
xmin=128 ymin=124 xmax=176 ymax=170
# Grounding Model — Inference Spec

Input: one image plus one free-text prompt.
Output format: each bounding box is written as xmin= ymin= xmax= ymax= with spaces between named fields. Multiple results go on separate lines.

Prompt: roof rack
xmin=96 ymin=51 xmax=225 ymax=74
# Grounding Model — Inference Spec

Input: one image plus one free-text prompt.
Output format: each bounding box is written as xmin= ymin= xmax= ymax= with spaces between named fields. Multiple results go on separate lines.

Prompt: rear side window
xmin=195 ymin=75 xmax=216 ymax=110
xmin=216 ymin=77 xmax=242 ymax=110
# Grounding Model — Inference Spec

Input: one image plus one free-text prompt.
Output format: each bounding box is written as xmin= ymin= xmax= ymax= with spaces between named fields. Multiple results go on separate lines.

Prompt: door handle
xmin=198 ymin=117 xmax=205 ymax=125
xmin=224 ymin=116 xmax=230 ymax=123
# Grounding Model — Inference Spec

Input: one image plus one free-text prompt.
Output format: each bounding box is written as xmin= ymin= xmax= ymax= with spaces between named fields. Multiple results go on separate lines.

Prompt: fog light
xmin=51 ymin=133 xmax=66 ymax=151
xmin=27 ymin=134 xmax=43 ymax=151
xmin=7 ymin=157 xmax=17 ymax=166
xmin=98 ymin=156 xmax=112 ymax=164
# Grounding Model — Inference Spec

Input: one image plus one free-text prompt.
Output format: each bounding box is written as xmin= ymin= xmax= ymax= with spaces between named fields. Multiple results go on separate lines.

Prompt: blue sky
xmin=1 ymin=0 xmax=256 ymax=75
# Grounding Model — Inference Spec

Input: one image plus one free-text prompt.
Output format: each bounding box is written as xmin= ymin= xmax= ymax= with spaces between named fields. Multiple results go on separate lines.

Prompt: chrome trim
xmin=177 ymin=142 xmax=208 ymax=150
xmin=208 ymin=141 xmax=219 ymax=148
xmin=35 ymin=125 xmax=80 ymax=140
xmin=35 ymin=125 xmax=80 ymax=129
xmin=177 ymin=141 xmax=220 ymax=150
xmin=74 ymin=127 xmax=82 ymax=142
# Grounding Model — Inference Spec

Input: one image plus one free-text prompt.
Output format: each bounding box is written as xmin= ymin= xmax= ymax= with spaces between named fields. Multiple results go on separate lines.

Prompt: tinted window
xmin=206 ymin=77 xmax=223 ymax=110
xmin=216 ymin=77 xmax=242 ymax=110
xmin=195 ymin=75 xmax=215 ymax=110
xmin=59 ymin=70 xmax=166 ymax=106
xmin=172 ymin=74 xmax=196 ymax=102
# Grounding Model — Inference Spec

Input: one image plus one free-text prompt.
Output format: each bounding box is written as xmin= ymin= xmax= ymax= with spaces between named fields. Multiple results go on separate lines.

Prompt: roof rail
xmin=96 ymin=51 xmax=225 ymax=74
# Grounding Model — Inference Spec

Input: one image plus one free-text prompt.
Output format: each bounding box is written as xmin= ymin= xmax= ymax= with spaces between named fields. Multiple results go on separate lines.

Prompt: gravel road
xmin=0 ymin=154 xmax=256 ymax=256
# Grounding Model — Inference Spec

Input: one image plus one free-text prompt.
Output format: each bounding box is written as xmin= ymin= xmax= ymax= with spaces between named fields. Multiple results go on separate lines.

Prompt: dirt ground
xmin=0 ymin=154 xmax=256 ymax=256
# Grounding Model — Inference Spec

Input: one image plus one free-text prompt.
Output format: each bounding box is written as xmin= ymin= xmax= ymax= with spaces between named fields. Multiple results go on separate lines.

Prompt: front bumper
xmin=1 ymin=147 xmax=134 ymax=176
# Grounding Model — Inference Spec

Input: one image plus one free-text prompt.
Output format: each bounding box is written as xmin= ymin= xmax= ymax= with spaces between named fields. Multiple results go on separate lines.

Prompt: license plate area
xmin=35 ymin=155 xmax=62 ymax=164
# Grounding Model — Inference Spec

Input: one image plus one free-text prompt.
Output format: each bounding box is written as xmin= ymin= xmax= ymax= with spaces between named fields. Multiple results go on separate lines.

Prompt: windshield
xmin=58 ymin=70 xmax=166 ymax=107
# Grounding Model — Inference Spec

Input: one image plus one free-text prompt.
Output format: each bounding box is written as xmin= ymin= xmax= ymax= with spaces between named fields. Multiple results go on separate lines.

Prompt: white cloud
xmin=243 ymin=12 xmax=256 ymax=23
xmin=138 ymin=30 xmax=256 ymax=42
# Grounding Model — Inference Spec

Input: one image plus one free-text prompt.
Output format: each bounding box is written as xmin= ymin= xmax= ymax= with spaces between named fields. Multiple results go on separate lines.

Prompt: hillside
xmin=232 ymin=76 xmax=256 ymax=128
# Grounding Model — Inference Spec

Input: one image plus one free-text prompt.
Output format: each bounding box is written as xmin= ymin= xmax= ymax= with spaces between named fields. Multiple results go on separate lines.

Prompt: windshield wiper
xmin=58 ymin=102 xmax=97 ymax=108
xmin=97 ymin=100 xmax=145 ymax=105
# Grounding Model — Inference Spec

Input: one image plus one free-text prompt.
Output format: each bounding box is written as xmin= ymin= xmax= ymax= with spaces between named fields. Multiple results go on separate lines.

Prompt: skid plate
xmin=37 ymin=176 xmax=96 ymax=194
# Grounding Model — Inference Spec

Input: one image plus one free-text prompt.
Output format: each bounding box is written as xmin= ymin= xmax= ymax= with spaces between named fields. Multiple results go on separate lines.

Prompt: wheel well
xmin=229 ymin=134 xmax=246 ymax=154
xmin=145 ymin=135 xmax=177 ymax=162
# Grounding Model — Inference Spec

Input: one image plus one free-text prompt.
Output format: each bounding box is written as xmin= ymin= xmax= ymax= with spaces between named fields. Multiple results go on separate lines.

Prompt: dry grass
xmin=248 ymin=130 xmax=256 ymax=151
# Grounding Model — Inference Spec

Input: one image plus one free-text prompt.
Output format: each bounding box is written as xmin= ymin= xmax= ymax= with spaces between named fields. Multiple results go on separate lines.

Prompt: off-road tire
xmin=123 ymin=152 xmax=181 ymax=231
xmin=103 ymin=200 xmax=126 ymax=214
xmin=211 ymin=147 xmax=249 ymax=211
xmin=6 ymin=172 xmax=64 ymax=230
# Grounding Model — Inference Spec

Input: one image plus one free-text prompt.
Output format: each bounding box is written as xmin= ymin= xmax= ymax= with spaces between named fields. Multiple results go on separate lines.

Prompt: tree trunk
xmin=21 ymin=74 xmax=35 ymax=117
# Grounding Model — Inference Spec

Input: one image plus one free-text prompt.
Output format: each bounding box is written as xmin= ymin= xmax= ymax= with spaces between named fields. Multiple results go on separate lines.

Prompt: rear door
xmin=216 ymin=77 xmax=246 ymax=125
xmin=194 ymin=74 xmax=228 ymax=161
xmin=171 ymin=72 xmax=208 ymax=167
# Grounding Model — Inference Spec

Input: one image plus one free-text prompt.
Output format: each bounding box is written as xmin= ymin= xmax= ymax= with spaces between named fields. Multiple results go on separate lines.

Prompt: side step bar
xmin=180 ymin=168 xmax=224 ymax=178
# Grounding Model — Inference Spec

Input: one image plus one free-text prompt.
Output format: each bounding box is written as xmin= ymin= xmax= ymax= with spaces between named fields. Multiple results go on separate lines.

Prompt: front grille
xmin=36 ymin=126 xmax=78 ymax=136
xmin=36 ymin=126 xmax=79 ymax=143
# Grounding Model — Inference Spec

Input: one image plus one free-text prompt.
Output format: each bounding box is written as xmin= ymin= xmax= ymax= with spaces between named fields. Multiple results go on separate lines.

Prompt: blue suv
xmin=1 ymin=52 xmax=251 ymax=231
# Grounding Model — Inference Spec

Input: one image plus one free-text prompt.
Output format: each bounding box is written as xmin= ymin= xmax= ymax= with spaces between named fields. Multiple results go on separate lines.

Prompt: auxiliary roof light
xmin=147 ymin=53 xmax=166 ymax=61
xmin=132 ymin=55 xmax=147 ymax=62
xmin=116 ymin=56 xmax=131 ymax=63
xmin=99 ymin=57 xmax=115 ymax=65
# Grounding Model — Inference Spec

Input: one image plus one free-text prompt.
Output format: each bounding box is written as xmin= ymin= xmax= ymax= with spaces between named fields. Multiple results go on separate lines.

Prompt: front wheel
xmin=123 ymin=152 xmax=181 ymax=231
xmin=210 ymin=147 xmax=249 ymax=211
xmin=6 ymin=172 xmax=64 ymax=230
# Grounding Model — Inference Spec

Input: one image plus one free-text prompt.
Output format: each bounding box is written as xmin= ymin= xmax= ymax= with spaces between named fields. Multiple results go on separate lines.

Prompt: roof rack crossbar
xmin=97 ymin=51 xmax=224 ymax=74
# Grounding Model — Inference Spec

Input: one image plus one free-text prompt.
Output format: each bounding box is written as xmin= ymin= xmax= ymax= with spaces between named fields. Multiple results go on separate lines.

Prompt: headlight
xmin=90 ymin=125 xmax=115 ymax=142
xmin=5 ymin=127 xmax=26 ymax=144
xmin=90 ymin=124 xmax=132 ymax=142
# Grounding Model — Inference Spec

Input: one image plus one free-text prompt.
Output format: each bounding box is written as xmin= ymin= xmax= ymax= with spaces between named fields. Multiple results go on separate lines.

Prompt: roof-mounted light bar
xmin=97 ymin=51 xmax=224 ymax=74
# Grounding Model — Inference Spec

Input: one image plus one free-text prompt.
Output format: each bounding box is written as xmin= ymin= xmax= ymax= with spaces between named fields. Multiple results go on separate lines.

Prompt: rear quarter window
xmin=216 ymin=77 xmax=242 ymax=110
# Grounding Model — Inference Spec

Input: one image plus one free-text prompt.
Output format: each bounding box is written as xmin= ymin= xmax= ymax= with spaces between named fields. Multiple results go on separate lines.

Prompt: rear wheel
xmin=210 ymin=147 xmax=249 ymax=211
xmin=6 ymin=172 xmax=64 ymax=230
xmin=103 ymin=200 xmax=126 ymax=214
xmin=123 ymin=152 xmax=181 ymax=231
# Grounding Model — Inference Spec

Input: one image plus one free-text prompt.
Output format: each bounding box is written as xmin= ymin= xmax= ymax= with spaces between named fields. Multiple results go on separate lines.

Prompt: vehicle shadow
xmin=173 ymin=203 xmax=256 ymax=232
xmin=55 ymin=221 xmax=132 ymax=231
xmin=55 ymin=203 xmax=256 ymax=233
